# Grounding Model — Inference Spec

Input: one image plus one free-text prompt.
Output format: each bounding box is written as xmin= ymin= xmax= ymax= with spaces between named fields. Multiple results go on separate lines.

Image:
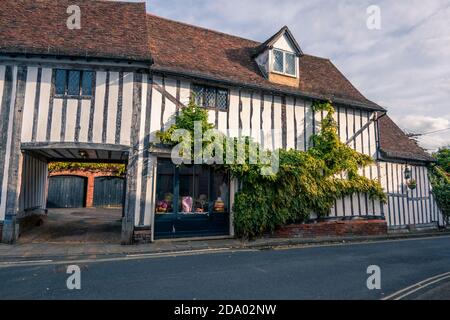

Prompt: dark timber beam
xmin=152 ymin=81 xmax=186 ymax=110
xmin=21 ymin=142 xmax=131 ymax=153
xmin=2 ymin=66 xmax=27 ymax=244
xmin=345 ymin=112 xmax=386 ymax=146
xmin=121 ymin=73 xmax=143 ymax=245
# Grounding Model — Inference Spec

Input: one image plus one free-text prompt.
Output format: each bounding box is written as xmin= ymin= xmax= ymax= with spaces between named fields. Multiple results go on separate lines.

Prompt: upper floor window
xmin=193 ymin=84 xmax=228 ymax=110
xmin=55 ymin=69 xmax=94 ymax=97
xmin=272 ymin=49 xmax=297 ymax=77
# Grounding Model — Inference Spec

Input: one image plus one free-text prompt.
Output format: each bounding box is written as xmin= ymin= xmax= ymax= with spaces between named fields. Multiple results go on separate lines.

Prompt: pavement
xmin=1 ymin=235 xmax=450 ymax=299
xmin=1 ymin=226 xmax=450 ymax=263
xmin=1 ymin=208 xmax=449 ymax=264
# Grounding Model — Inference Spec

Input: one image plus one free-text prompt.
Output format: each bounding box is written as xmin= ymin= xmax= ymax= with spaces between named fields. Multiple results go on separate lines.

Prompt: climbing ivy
xmin=48 ymin=162 xmax=126 ymax=176
xmin=427 ymin=148 xmax=450 ymax=221
xmin=156 ymin=99 xmax=386 ymax=239
xmin=157 ymin=99 xmax=215 ymax=144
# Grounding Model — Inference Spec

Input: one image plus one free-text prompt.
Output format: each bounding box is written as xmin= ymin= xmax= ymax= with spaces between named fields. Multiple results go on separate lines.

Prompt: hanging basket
xmin=406 ymin=179 xmax=417 ymax=190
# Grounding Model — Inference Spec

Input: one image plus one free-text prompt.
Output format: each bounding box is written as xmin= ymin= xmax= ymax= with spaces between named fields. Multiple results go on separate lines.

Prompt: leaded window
xmin=193 ymin=84 xmax=229 ymax=110
xmin=217 ymin=89 xmax=228 ymax=109
xmin=272 ymin=49 xmax=297 ymax=77
xmin=273 ymin=49 xmax=284 ymax=73
xmin=67 ymin=71 xmax=81 ymax=96
xmin=81 ymin=71 xmax=93 ymax=96
xmin=55 ymin=70 xmax=67 ymax=95
xmin=285 ymin=52 xmax=296 ymax=76
xmin=55 ymin=69 xmax=94 ymax=97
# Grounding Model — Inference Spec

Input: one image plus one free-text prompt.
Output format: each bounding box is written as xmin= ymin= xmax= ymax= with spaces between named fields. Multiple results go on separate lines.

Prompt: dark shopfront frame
xmin=154 ymin=158 xmax=231 ymax=239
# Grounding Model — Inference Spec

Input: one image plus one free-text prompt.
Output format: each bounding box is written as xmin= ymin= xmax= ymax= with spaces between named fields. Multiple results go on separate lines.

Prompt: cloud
xmin=390 ymin=115 xmax=450 ymax=151
xmin=397 ymin=115 xmax=449 ymax=134
xmin=144 ymin=0 xmax=450 ymax=150
xmin=418 ymin=135 xmax=450 ymax=151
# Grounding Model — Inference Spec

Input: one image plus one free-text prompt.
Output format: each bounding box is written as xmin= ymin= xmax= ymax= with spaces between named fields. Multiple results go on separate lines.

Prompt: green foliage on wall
xmin=156 ymin=99 xmax=386 ymax=239
xmin=227 ymin=102 xmax=386 ymax=238
xmin=429 ymin=148 xmax=450 ymax=219
xmin=433 ymin=147 xmax=450 ymax=174
xmin=48 ymin=162 xmax=126 ymax=176
xmin=157 ymin=98 xmax=215 ymax=145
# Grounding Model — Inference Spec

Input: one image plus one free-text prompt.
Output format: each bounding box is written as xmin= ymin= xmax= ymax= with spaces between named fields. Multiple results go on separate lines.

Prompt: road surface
xmin=0 ymin=236 xmax=449 ymax=300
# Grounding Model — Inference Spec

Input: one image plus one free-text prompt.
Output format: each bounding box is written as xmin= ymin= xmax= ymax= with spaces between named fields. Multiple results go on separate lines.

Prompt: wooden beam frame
xmin=345 ymin=112 xmax=386 ymax=146
xmin=21 ymin=142 xmax=131 ymax=153
xmin=152 ymin=81 xmax=186 ymax=110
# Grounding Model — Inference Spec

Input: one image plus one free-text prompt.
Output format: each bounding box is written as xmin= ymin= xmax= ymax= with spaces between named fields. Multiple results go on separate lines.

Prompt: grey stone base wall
xmin=133 ymin=227 xmax=152 ymax=244
xmin=1 ymin=219 xmax=20 ymax=244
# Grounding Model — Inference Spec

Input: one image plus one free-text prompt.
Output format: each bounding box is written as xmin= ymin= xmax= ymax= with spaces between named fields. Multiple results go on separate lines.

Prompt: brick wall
xmin=49 ymin=170 xmax=122 ymax=207
xmin=274 ymin=219 xmax=388 ymax=238
xmin=133 ymin=227 xmax=152 ymax=244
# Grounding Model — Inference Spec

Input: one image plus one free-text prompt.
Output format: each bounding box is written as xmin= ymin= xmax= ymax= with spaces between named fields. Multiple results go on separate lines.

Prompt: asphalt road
xmin=0 ymin=236 xmax=449 ymax=300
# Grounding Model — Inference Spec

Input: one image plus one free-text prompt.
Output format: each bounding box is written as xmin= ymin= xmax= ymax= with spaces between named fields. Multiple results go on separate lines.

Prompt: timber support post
xmin=121 ymin=153 xmax=138 ymax=244
xmin=1 ymin=66 xmax=27 ymax=244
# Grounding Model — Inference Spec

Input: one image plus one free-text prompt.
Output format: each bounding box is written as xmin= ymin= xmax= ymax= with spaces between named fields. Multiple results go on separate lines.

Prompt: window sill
xmin=54 ymin=94 xmax=93 ymax=100
xmin=155 ymin=212 xmax=229 ymax=216
xmin=199 ymin=105 xmax=228 ymax=112
xmin=270 ymin=70 xmax=298 ymax=79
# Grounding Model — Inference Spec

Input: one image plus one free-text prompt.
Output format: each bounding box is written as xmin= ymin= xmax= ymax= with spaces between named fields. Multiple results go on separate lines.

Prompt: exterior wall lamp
xmin=404 ymin=166 xmax=412 ymax=180
xmin=79 ymin=150 xmax=88 ymax=159
xmin=404 ymin=165 xmax=417 ymax=190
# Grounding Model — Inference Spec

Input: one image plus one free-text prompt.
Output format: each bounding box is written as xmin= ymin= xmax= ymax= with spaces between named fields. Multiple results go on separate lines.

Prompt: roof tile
xmin=147 ymin=14 xmax=383 ymax=110
xmin=1 ymin=2 xmax=428 ymax=161
xmin=0 ymin=0 xmax=152 ymax=63
xmin=378 ymin=115 xmax=434 ymax=162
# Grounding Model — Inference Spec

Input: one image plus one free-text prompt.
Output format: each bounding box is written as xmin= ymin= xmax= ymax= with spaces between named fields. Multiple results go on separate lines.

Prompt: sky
xmin=135 ymin=0 xmax=450 ymax=151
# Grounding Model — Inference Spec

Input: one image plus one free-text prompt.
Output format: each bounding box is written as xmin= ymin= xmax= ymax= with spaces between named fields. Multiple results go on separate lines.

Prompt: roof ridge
xmin=301 ymin=53 xmax=330 ymax=61
xmin=146 ymin=11 xmax=384 ymax=112
xmin=147 ymin=13 xmax=261 ymax=45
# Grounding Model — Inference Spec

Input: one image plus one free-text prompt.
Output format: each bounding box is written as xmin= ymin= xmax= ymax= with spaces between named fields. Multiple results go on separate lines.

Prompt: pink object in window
xmin=182 ymin=196 xmax=193 ymax=213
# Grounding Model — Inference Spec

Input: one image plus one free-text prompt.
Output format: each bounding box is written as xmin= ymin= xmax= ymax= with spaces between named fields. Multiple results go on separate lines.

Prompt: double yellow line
xmin=383 ymin=271 xmax=450 ymax=300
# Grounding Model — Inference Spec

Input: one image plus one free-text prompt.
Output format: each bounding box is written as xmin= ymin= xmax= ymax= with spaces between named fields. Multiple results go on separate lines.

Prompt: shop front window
xmin=179 ymin=165 xmax=210 ymax=214
xmin=155 ymin=159 xmax=229 ymax=216
xmin=212 ymin=170 xmax=229 ymax=213
xmin=155 ymin=160 xmax=175 ymax=214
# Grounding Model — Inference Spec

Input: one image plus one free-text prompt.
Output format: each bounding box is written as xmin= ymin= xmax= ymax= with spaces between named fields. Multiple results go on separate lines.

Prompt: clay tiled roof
xmin=378 ymin=115 xmax=434 ymax=162
xmin=0 ymin=0 xmax=152 ymax=63
xmin=147 ymin=14 xmax=384 ymax=111
xmin=1 ymin=2 xmax=429 ymax=161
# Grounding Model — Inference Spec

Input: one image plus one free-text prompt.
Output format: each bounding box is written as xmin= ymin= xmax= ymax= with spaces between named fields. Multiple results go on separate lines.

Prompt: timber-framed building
xmin=0 ymin=0 xmax=445 ymax=244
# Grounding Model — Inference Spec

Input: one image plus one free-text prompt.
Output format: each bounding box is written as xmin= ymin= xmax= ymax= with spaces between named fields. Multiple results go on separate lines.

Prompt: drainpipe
xmin=375 ymin=111 xmax=387 ymax=160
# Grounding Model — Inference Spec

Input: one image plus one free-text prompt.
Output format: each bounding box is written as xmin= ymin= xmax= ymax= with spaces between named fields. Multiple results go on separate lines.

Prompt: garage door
xmin=93 ymin=176 xmax=125 ymax=208
xmin=47 ymin=176 xmax=87 ymax=208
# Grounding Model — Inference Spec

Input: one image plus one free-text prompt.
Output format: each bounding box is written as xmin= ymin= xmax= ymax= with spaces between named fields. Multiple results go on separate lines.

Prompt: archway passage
xmin=17 ymin=145 xmax=128 ymax=244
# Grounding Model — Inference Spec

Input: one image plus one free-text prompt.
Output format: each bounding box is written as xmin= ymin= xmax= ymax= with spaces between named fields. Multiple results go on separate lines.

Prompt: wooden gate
xmin=47 ymin=176 xmax=87 ymax=208
xmin=93 ymin=176 xmax=125 ymax=208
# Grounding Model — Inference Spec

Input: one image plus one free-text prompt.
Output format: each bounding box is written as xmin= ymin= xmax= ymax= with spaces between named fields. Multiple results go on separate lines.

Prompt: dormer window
xmin=254 ymin=26 xmax=302 ymax=86
xmin=273 ymin=49 xmax=297 ymax=77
